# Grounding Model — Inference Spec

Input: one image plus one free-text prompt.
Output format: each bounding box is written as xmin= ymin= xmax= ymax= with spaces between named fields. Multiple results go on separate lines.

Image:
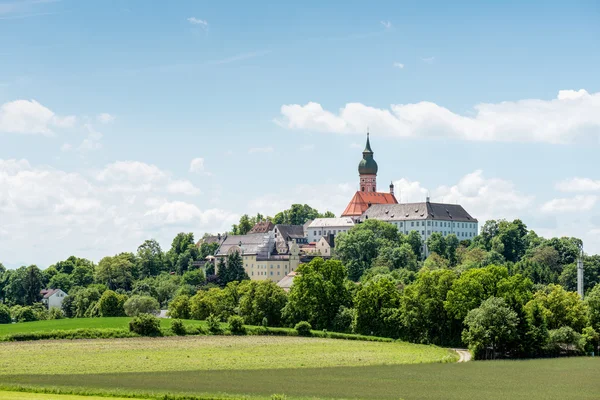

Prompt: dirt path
xmin=453 ymin=349 xmax=472 ymax=362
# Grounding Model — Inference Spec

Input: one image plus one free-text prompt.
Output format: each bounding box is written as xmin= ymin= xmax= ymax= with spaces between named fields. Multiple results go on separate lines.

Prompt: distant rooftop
xmin=362 ymin=202 xmax=477 ymax=223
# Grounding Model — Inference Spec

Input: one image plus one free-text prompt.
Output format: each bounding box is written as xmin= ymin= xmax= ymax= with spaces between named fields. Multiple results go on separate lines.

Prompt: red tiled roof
xmin=341 ymin=191 xmax=398 ymax=217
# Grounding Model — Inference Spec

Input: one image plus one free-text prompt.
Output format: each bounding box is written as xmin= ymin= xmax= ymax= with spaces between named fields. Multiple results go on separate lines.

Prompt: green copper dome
xmin=358 ymin=134 xmax=378 ymax=175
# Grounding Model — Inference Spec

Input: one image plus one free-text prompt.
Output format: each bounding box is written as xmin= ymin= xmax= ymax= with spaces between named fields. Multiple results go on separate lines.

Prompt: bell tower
xmin=358 ymin=132 xmax=379 ymax=192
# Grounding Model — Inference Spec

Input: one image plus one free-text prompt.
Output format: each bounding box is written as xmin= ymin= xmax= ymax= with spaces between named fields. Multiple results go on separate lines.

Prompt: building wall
xmin=47 ymin=291 xmax=66 ymax=309
xmin=307 ymin=225 xmax=352 ymax=243
xmin=214 ymin=254 xmax=300 ymax=283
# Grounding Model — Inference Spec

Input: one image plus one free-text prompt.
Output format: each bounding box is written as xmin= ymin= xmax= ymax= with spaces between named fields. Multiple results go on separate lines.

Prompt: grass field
xmin=0 ymin=391 xmax=147 ymax=400
xmin=0 ymin=318 xmax=207 ymax=338
xmin=0 ymin=335 xmax=598 ymax=400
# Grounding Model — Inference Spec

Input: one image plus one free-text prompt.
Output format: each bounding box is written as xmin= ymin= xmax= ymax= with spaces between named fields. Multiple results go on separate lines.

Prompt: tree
xmin=525 ymin=284 xmax=588 ymax=332
xmin=168 ymin=294 xmax=191 ymax=319
xmin=406 ymin=231 xmax=423 ymax=261
xmin=427 ymin=233 xmax=446 ymax=256
xmin=401 ymin=268 xmax=458 ymax=345
xmin=423 ymin=253 xmax=449 ymax=270
xmin=124 ymin=295 xmax=160 ymax=317
xmin=336 ymin=219 xmax=399 ymax=281
xmin=445 ymin=234 xmax=460 ymax=266
xmin=586 ymin=284 xmax=600 ymax=332
xmin=226 ymin=251 xmax=249 ymax=283
xmin=0 ymin=304 xmax=11 ymax=324
xmin=95 ymin=253 xmax=137 ymax=291
xmin=282 ymin=258 xmax=351 ymax=330
xmin=354 ymin=275 xmax=402 ymax=337
xmin=5 ymin=265 xmax=44 ymax=305
xmin=216 ymin=257 xmax=228 ymax=285
xmin=97 ymin=290 xmax=127 ymax=317
xmin=71 ymin=264 xmax=95 ymax=287
xmin=182 ymin=269 xmax=206 ymax=287
xmin=238 ymin=280 xmax=288 ymax=326
xmin=48 ymin=273 xmax=73 ymax=293
xmin=166 ymin=233 xmax=200 ymax=275
xmin=524 ymin=300 xmax=549 ymax=357
xmin=462 ymin=297 xmax=519 ymax=360
xmin=136 ymin=239 xmax=165 ymax=278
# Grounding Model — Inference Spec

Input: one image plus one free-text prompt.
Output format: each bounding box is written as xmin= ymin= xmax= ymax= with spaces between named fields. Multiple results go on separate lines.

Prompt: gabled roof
xmin=342 ymin=191 xmax=398 ymax=217
xmin=362 ymin=202 xmax=478 ymax=222
xmin=277 ymin=271 xmax=297 ymax=291
xmin=40 ymin=289 xmax=63 ymax=299
xmin=248 ymin=221 xmax=274 ymax=234
xmin=275 ymin=225 xmax=305 ymax=240
xmin=215 ymin=233 xmax=268 ymax=256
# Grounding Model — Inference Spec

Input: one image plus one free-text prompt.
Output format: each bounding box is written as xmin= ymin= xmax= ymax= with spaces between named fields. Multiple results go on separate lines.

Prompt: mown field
xmin=0 ymin=334 xmax=598 ymax=400
xmin=0 ymin=318 xmax=207 ymax=338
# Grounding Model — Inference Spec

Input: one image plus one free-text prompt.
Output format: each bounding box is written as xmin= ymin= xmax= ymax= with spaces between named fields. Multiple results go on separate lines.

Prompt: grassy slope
xmin=0 ymin=318 xmax=207 ymax=337
xmin=0 ymin=391 xmax=151 ymax=400
xmin=3 ymin=358 xmax=600 ymax=400
xmin=0 ymin=336 xmax=455 ymax=375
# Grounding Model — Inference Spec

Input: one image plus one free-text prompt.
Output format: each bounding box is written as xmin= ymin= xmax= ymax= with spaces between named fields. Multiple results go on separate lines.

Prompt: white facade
xmin=306 ymin=218 xmax=355 ymax=243
xmin=41 ymin=289 xmax=68 ymax=310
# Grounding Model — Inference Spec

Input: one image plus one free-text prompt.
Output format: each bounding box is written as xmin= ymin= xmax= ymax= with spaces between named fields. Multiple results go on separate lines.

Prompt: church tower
xmin=358 ymin=132 xmax=378 ymax=192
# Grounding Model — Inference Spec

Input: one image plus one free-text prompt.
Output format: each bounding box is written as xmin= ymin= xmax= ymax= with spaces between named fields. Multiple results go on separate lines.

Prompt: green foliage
xmin=182 ymin=269 xmax=206 ymax=287
xmin=332 ymin=307 xmax=355 ymax=333
xmin=238 ymin=280 xmax=287 ymax=326
xmin=586 ymin=284 xmax=600 ymax=332
xmin=48 ymin=273 xmax=73 ymax=293
xmin=228 ymin=315 xmax=245 ymax=334
xmin=524 ymin=300 xmax=549 ymax=357
xmin=282 ymin=258 xmax=351 ymax=330
xmin=128 ymin=313 xmax=161 ymax=336
xmin=462 ymin=297 xmax=519 ymax=359
xmin=546 ymin=327 xmax=585 ymax=355
xmin=124 ymin=295 xmax=160 ymax=317
xmin=0 ymin=304 xmax=10 ymax=324
xmin=97 ymin=290 xmax=127 ymax=317
xmin=354 ymin=275 xmax=402 ymax=337
xmin=294 ymin=321 xmax=312 ymax=336
xmin=13 ymin=306 xmax=37 ymax=322
xmin=423 ymin=252 xmax=449 ymax=270
xmin=136 ymin=239 xmax=165 ymax=278
xmin=168 ymin=294 xmax=190 ymax=319
xmin=95 ymin=253 xmax=137 ymax=291
xmin=5 ymin=265 xmax=44 ymax=306
xmin=526 ymin=284 xmax=588 ymax=332
xmin=171 ymin=319 xmax=186 ymax=336
xmin=271 ymin=204 xmax=332 ymax=226
xmin=166 ymin=233 xmax=200 ymax=275
xmin=206 ymin=314 xmax=222 ymax=334
xmin=48 ymin=307 xmax=64 ymax=320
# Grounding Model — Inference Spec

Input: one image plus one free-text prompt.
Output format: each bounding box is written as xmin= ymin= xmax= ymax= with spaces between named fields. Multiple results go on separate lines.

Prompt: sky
xmin=1 ymin=0 xmax=600 ymax=268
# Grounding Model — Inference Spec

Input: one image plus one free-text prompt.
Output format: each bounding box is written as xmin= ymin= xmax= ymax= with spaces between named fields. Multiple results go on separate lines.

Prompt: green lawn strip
xmin=2 ymin=358 xmax=599 ymax=400
xmin=0 ymin=336 xmax=454 ymax=376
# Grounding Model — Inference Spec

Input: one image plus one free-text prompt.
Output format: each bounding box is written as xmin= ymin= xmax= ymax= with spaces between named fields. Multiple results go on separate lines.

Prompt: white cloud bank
xmin=277 ymin=89 xmax=600 ymax=144
xmin=0 ymin=159 xmax=235 ymax=267
xmin=556 ymin=177 xmax=600 ymax=192
xmin=0 ymin=99 xmax=76 ymax=135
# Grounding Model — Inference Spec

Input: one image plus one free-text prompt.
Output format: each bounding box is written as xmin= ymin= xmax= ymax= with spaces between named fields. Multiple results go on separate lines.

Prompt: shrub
xmin=206 ymin=313 xmax=222 ymax=334
xmin=262 ymin=317 xmax=269 ymax=328
xmin=124 ymin=295 xmax=160 ymax=317
xmin=0 ymin=304 xmax=10 ymax=324
xmin=15 ymin=306 xmax=37 ymax=323
xmin=333 ymin=307 xmax=355 ymax=334
xmin=171 ymin=319 xmax=186 ymax=336
xmin=98 ymin=290 xmax=127 ymax=317
xmin=48 ymin=307 xmax=64 ymax=320
xmin=228 ymin=315 xmax=246 ymax=334
xmin=271 ymin=395 xmax=287 ymax=400
xmin=167 ymin=295 xmax=190 ymax=319
xmin=128 ymin=313 xmax=162 ymax=336
xmin=295 ymin=321 xmax=312 ymax=337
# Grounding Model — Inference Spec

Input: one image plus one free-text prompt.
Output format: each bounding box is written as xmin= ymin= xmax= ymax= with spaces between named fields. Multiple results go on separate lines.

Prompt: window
xmin=252 ymin=272 xmax=254 ymax=276
xmin=427 ymin=230 xmax=431 ymax=235
xmin=411 ymin=221 xmax=414 ymax=227
xmin=270 ymin=271 xmax=273 ymax=276
xmin=278 ymin=272 xmax=280 ymax=275
xmin=400 ymin=222 xmax=403 ymax=227
xmin=421 ymin=230 xmax=425 ymax=235
xmin=435 ymin=221 xmax=438 ymax=227
xmin=314 ymin=231 xmax=317 ymax=236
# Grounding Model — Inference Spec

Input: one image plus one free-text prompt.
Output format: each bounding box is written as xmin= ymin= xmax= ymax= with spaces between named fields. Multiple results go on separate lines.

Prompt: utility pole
xmin=577 ymin=244 xmax=584 ymax=299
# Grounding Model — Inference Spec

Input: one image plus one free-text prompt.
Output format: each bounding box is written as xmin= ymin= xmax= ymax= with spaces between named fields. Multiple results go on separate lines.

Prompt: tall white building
xmin=306 ymin=218 xmax=355 ymax=243
xmin=361 ymin=198 xmax=478 ymax=256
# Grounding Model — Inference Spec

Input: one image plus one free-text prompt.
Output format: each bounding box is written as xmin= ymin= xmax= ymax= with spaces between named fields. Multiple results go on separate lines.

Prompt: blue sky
xmin=1 ymin=0 xmax=599 ymax=268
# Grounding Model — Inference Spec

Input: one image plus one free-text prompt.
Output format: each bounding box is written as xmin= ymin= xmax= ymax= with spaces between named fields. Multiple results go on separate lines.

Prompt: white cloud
xmin=393 ymin=62 xmax=404 ymax=69
xmin=0 ymin=99 xmax=75 ymax=135
xmin=187 ymin=17 xmax=208 ymax=29
xmin=556 ymin=177 xmax=600 ymax=192
xmin=277 ymin=89 xmax=600 ymax=144
xmin=422 ymin=56 xmax=435 ymax=63
xmin=248 ymin=146 xmax=274 ymax=154
xmin=381 ymin=21 xmax=392 ymax=29
xmin=97 ymin=113 xmax=115 ymax=124
xmin=61 ymin=124 xmax=103 ymax=154
xmin=167 ymin=180 xmax=201 ymax=196
xmin=541 ymin=195 xmax=597 ymax=213
xmin=0 ymin=159 xmax=237 ymax=267
xmin=299 ymin=144 xmax=315 ymax=152
xmin=189 ymin=157 xmax=211 ymax=175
